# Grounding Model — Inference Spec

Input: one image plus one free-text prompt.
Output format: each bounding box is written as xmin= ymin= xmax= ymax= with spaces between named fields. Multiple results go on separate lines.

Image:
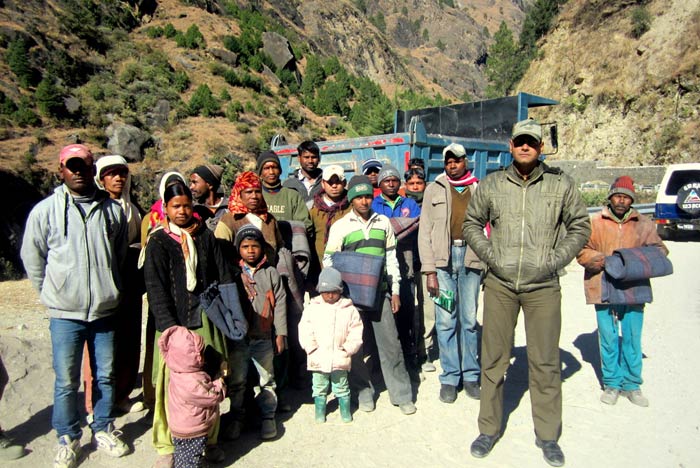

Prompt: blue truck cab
xmin=271 ymin=92 xmax=558 ymax=182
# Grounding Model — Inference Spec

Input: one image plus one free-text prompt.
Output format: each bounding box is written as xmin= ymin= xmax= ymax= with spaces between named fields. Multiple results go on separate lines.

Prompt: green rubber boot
xmin=314 ymin=396 xmax=327 ymax=423
xmin=338 ymin=396 xmax=353 ymax=423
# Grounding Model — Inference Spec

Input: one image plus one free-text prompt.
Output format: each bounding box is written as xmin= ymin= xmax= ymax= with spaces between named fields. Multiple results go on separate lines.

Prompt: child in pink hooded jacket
xmin=298 ymin=267 xmax=363 ymax=423
xmin=158 ymin=326 xmax=226 ymax=468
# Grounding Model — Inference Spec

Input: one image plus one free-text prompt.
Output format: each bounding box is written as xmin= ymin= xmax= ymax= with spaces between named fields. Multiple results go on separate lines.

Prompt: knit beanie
xmin=361 ymin=158 xmax=383 ymax=175
xmin=608 ymin=176 xmax=636 ymax=203
xmin=346 ymin=175 xmax=374 ymax=202
xmin=192 ymin=164 xmax=224 ymax=191
xmin=256 ymin=151 xmax=281 ymax=175
xmin=377 ymin=164 xmax=401 ymax=185
xmin=318 ymin=267 xmax=343 ymax=293
xmin=234 ymin=224 xmax=265 ymax=250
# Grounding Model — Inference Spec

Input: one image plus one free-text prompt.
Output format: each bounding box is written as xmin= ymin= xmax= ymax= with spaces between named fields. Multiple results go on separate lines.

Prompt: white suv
xmin=654 ymin=163 xmax=700 ymax=239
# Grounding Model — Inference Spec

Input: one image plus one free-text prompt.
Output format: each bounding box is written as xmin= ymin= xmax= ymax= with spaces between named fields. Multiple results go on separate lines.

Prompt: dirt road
xmin=1 ymin=240 xmax=699 ymax=467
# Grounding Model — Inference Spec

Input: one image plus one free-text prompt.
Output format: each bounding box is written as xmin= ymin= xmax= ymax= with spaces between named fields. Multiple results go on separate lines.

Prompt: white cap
xmin=442 ymin=143 xmax=466 ymax=159
xmin=322 ymin=165 xmax=346 ymax=182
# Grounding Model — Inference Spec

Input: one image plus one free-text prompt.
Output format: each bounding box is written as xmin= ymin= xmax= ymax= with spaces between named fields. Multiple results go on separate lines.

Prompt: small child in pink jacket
xmin=298 ymin=267 xmax=363 ymax=423
xmin=158 ymin=326 xmax=226 ymax=468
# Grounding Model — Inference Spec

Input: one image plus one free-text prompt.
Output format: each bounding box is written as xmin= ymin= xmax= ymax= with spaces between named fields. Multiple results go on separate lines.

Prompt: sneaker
xmin=625 ymin=389 xmax=649 ymax=407
xmin=93 ymin=424 xmax=129 ymax=457
xmin=399 ymin=402 xmax=417 ymax=415
xmin=54 ymin=435 xmax=81 ymax=468
xmin=439 ymin=384 xmax=457 ymax=403
xmin=204 ymin=445 xmax=225 ymax=463
xmin=0 ymin=431 xmax=25 ymax=460
xmin=260 ymin=418 xmax=277 ymax=440
xmin=470 ymin=433 xmax=499 ymax=458
xmin=536 ymin=438 xmax=565 ymax=467
xmin=222 ymin=420 xmax=242 ymax=441
xmin=115 ymin=399 xmax=146 ymax=414
xmin=600 ymin=387 xmax=620 ymax=405
xmin=463 ymin=381 xmax=481 ymax=400
xmin=421 ymin=361 xmax=437 ymax=373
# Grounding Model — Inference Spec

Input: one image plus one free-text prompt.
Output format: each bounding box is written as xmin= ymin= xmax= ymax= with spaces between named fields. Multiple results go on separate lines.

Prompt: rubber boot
xmin=338 ymin=396 xmax=353 ymax=423
xmin=314 ymin=396 xmax=327 ymax=423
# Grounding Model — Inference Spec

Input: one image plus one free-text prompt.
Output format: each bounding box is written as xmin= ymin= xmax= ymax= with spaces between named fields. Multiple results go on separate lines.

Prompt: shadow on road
xmin=501 ymin=346 xmax=582 ymax=433
xmin=573 ymin=330 xmax=603 ymax=389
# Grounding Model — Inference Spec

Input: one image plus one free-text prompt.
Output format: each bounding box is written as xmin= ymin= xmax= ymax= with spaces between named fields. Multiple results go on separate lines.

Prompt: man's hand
xmin=275 ymin=335 xmax=287 ymax=354
xmin=241 ymin=274 xmax=257 ymax=300
xmin=426 ymin=272 xmax=439 ymax=298
xmin=390 ymin=294 xmax=401 ymax=314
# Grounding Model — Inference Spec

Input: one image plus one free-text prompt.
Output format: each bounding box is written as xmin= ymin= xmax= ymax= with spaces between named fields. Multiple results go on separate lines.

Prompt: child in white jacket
xmin=298 ymin=267 xmax=363 ymax=423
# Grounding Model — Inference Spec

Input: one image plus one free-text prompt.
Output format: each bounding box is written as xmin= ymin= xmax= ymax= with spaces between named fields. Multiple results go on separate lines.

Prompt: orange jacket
xmin=576 ymin=206 xmax=668 ymax=304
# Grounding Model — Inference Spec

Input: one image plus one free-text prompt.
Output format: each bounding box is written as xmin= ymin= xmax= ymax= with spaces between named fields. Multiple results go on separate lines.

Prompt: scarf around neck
xmin=446 ymin=170 xmax=479 ymax=187
xmin=165 ymin=218 xmax=202 ymax=292
xmin=313 ymin=191 xmax=349 ymax=243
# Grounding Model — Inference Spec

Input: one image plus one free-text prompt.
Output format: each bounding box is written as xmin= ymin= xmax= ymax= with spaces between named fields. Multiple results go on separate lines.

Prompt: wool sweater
xmin=262 ymin=186 xmax=313 ymax=233
xmin=576 ymin=206 xmax=668 ymax=304
xmin=144 ymin=225 xmax=233 ymax=332
xmin=215 ymin=212 xmax=283 ymax=266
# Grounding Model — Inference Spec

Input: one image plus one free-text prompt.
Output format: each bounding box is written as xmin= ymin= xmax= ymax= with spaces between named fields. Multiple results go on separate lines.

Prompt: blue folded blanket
xmin=604 ymin=246 xmax=673 ymax=281
xmin=331 ymin=251 xmax=385 ymax=310
xmin=199 ymin=282 xmax=248 ymax=341
xmin=601 ymin=246 xmax=673 ymax=305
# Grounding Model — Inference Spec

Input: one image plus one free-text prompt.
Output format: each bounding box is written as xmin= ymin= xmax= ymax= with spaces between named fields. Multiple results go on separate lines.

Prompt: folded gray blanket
xmin=605 ymin=246 xmax=673 ymax=281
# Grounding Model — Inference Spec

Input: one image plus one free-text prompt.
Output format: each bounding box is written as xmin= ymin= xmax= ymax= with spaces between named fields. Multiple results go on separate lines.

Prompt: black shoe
xmin=536 ymin=439 xmax=565 ymax=467
xmin=463 ymin=381 xmax=481 ymax=400
xmin=439 ymin=384 xmax=457 ymax=403
xmin=470 ymin=433 xmax=499 ymax=458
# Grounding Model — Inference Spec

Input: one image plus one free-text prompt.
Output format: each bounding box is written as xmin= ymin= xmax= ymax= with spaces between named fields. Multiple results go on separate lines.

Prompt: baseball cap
xmin=442 ymin=143 xmax=466 ymax=159
xmin=59 ymin=144 xmax=94 ymax=166
xmin=511 ymin=119 xmax=542 ymax=142
xmin=322 ymin=165 xmax=346 ymax=182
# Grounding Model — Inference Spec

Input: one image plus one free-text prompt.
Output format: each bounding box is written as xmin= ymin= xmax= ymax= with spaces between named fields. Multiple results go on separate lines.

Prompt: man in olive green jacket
xmin=463 ymin=119 xmax=590 ymax=467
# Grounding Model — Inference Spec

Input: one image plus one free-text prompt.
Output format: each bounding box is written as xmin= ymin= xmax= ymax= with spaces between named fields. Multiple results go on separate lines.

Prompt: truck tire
xmin=676 ymin=182 xmax=700 ymax=215
xmin=657 ymin=224 xmax=672 ymax=241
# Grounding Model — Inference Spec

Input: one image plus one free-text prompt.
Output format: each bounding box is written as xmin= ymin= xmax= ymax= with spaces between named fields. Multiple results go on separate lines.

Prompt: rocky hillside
xmin=520 ymin=0 xmax=700 ymax=165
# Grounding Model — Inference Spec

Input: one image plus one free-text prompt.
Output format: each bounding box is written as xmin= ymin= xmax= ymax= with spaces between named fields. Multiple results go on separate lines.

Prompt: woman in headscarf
xmin=214 ymin=170 xmax=283 ymax=265
xmin=144 ymin=181 xmax=233 ymax=467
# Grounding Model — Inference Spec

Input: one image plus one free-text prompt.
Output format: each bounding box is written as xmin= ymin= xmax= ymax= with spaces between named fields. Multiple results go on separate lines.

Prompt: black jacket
xmin=144 ymin=225 xmax=233 ymax=331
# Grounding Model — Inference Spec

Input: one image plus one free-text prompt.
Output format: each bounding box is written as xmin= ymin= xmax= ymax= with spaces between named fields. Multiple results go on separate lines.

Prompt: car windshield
xmin=666 ymin=170 xmax=700 ymax=195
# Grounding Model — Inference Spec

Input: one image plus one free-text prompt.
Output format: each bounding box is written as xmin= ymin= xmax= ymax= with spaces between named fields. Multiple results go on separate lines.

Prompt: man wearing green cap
xmin=464 ymin=119 xmax=590 ymax=467
xmin=323 ymin=175 xmax=416 ymax=416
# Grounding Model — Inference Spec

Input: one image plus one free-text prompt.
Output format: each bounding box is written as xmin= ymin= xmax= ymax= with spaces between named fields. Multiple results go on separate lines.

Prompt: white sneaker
xmin=54 ymin=435 xmax=81 ymax=468
xmin=92 ymin=424 xmax=129 ymax=457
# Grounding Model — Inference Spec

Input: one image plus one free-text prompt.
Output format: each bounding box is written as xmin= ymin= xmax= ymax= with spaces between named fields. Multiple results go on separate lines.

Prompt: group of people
xmin=3 ymin=118 xmax=669 ymax=468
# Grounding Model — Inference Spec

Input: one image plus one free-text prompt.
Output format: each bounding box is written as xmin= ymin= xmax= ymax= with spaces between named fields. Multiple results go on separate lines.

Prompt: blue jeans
xmin=50 ymin=317 xmax=115 ymax=440
xmin=596 ymin=305 xmax=644 ymax=391
xmin=312 ymin=370 xmax=350 ymax=398
xmin=435 ymin=245 xmax=481 ymax=386
xmin=227 ymin=338 xmax=277 ymax=420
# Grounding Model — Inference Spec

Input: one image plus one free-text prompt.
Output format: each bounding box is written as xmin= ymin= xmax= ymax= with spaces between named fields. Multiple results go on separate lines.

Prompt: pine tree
xmin=484 ymin=22 xmax=522 ymax=98
xmin=6 ymin=38 xmax=34 ymax=88
xmin=35 ymin=77 xmax=64 ymax=117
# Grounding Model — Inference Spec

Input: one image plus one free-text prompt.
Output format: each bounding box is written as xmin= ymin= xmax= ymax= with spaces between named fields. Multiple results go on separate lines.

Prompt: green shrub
xmin=12 ymin=97 xmax=41 ymax=127
xmin=173 ymin=71 xmax=190 ymax=92
xmin=6 ymin=38 xmax=35 ymax=88
xmin=163 ymin=23 xmax=178 ymax=38
xmin=188 ymin=84 xmax=220 ymax=116
xmin=35 ymin=77 xmax=64 ymax=117
xmin=0 ymin=92 xmax=17 ymax=115
xmin=631 ymin=6 xmax=651 ymax=38
xmin=146 ymin=26 xmax=164 ymax=38
xmin=219 ymin=88 xmax=231 ymax=101
xmin=580 ymin=190 xmax=608 ymax=207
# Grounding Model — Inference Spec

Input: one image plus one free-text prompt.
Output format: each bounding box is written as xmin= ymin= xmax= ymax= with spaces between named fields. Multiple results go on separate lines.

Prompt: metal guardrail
xmin=587 ymin=203 xmax=655 ymax=215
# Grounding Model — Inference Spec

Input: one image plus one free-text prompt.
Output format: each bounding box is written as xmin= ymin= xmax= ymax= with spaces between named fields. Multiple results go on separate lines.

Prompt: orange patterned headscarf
xmin=228 ymin=171 xmax=268 ymax=219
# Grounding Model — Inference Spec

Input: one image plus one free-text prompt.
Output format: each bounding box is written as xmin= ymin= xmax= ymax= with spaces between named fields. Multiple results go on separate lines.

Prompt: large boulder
xmin=209 ymin=48 xmax=238 ymax=67
xmin=105 ymin=123 xmax=151 ymax=162
xmin=262 ymin=32 xmax=295 ymax=70
xmin=145 ymin=99 xmax=171 ymax=129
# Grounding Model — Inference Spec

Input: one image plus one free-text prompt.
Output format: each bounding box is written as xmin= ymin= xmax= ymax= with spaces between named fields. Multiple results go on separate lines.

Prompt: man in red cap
xmin=577 ymin=176 xmax=668 ymax=408
xmin=21 ymin=144 xmax=130 ymax=468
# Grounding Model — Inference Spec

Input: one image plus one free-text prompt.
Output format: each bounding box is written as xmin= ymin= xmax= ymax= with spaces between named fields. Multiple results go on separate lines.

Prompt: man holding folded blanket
xmin=323 ymin=175 xmax=417 ymax=416
xmin=577 ymin=176 xmax=668 ymax=408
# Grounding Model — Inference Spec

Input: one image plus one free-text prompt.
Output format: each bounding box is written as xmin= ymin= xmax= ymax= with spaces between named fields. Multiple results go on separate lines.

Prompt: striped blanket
xmin=601 ymin=246 xmax=673 ymax=305
xmin=389 ymin=216 xmax=420 ymax=242
xmin=331 ymin=251 xmax=385 ymax=310
xmin=604 ymin=246 xmax=673 ymax=281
